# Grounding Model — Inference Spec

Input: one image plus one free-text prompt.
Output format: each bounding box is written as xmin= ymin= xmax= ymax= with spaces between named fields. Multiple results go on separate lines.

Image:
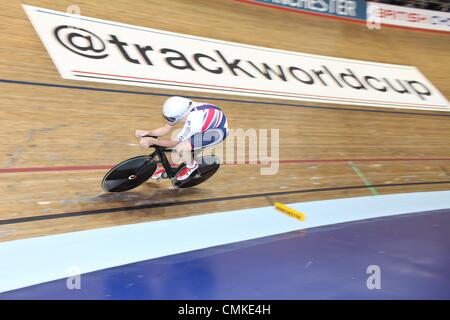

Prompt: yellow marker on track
xmin=274 ymin=202 xmax=306 ymax=221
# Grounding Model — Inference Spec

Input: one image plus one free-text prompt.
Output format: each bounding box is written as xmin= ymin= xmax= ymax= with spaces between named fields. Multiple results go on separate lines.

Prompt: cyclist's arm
xmin=150 ymin=118 xmax=196 ymax=148
xmin=152 ymin=138 xmax=180 ymax=148
xmin=135 ymin=124 xmax=173 ymax=138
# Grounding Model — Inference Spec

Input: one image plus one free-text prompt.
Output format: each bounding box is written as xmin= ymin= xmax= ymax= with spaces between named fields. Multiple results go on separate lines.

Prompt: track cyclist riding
xmin=135 ymin=96 xmax=229 ymax=181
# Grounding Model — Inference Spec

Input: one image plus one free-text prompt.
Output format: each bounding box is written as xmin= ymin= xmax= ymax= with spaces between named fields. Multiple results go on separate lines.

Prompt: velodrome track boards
xmin=1 ymin=0 xmax=450 ymax=241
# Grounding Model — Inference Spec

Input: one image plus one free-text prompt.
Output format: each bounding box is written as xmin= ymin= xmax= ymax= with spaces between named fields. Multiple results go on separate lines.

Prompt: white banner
xmin=23 ymin=5 xmax=449 ymax=112
xmin=367 ymin=2 xmax=450 ymax=33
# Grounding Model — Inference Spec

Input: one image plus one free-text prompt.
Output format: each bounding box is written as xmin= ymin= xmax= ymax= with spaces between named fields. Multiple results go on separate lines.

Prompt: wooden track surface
xmin=0 ymin=0 xmax=449 ymax=241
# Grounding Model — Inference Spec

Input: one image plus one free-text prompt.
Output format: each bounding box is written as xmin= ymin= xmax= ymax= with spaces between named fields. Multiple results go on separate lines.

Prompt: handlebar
xmin=142 ymin=135 xmax=172 ymax=152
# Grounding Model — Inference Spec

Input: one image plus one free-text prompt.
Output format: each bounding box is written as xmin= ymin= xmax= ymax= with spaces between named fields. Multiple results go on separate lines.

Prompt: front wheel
xmin=102 ymin=155 xmax=157 ymax=192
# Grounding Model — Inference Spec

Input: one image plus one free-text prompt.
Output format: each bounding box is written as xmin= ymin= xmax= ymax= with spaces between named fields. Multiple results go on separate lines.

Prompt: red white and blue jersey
xmin=177 ymin=104 xmax=228 ymax=143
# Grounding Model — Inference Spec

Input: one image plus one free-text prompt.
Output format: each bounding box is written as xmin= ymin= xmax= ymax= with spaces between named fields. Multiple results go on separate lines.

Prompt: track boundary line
xmin=1 ymin=157 xmax=450 ymax=174
xmin=1 ymin=180 xmax=449 ymax=226
xmin=2 ymin=79 xmax=450 ymax=117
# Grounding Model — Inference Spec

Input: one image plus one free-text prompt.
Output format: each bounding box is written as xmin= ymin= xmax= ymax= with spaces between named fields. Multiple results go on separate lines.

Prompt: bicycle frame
xmin=102 ymin=137 xmax=219 ymax=192
xmin=149 ymin=146 xmax=185 ymax=179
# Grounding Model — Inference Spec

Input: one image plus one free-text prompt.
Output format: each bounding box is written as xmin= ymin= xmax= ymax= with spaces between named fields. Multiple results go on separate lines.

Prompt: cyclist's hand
xmin=139 ymin=137 xmax=156 ymax=148
xmin=135 ymin=129 xmax=150 ymax=138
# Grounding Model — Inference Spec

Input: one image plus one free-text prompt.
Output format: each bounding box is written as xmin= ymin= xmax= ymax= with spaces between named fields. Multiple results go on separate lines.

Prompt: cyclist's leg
xmin=192 ymin=128 xmax=227 ymax=165
xmin=175 ymin=139 xmax=194 ymax=164
xmin=175 ymin=129 xmax=228 ymax=181
xmin=175 ymin=139 xmax=198 ymax=181
xmin=191 ymin=128 xmax=227 ymax=151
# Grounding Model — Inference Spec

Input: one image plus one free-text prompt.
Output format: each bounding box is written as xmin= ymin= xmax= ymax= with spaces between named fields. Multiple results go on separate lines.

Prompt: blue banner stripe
xmin=252 ymin=0 xmax=367 ymax=21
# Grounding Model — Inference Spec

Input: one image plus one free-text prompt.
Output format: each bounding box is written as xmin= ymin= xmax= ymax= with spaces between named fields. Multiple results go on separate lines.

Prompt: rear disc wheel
xmin=173 ymin=155 xmax=220 ymax=188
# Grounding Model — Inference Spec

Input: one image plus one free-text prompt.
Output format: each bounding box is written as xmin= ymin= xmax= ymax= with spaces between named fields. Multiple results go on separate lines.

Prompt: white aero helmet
xmin=162 ymin=96 xmax=194 ymax=124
